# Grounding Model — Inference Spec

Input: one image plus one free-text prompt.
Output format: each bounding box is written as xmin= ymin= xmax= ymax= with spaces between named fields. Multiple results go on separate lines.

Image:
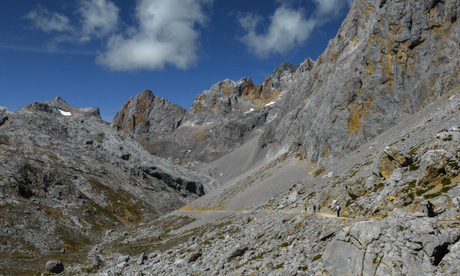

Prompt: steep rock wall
xmin=261 ymin=0 xmax=460 ymax=164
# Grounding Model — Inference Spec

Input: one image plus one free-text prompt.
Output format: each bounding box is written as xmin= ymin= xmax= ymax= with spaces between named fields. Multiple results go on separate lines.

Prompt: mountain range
xmin=2 ymin=0 xmax=460 ymax=275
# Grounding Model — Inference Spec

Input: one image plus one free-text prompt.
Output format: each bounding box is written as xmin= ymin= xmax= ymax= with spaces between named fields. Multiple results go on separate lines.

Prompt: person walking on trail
xmin=313 ymin=204 xmax=317 ymax=213
xmin=304 ymin=205 xmax=307 ymax=212
xmin=336 ymin=204 xmax=341 ymax=217
xmin=318 ymin=204 xmax=321 ymax=213
xmin=426 ymin=201 xmax=436 ymax=217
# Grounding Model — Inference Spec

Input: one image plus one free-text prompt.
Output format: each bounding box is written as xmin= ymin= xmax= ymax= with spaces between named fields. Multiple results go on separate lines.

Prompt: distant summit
xmin=23 ymin=96 xmax=102 ymax=121
xmin=111 ymin=62 xmax=299 ymax=162
xmin=111 ymin=89 xmax=186 ymax=136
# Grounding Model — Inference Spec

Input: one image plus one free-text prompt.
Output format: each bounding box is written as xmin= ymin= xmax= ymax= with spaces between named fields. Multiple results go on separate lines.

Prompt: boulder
xmin=188 ymin=252 xmax=202 ymax=263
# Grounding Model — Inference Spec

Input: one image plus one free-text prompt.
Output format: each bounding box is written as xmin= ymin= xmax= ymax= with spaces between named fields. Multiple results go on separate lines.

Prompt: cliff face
xmin=112 ymin=63 xmax=298 ymax=162
xmin=182 ymin=62 xmax=298 ymax=126
xmin=111 ymin=89 xmax=186 ymax=135
xmin=261 ymin=0 xmax=460 ymax=164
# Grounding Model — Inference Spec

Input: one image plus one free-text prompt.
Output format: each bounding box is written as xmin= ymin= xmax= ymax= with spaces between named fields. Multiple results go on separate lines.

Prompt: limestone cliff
xmin=261 ymin=0 xmax=460 ymax=164
xmin=112 ymin=63 xmax=297 ymax=162
xmin=111 ymin=89 xmax=186 ymax=135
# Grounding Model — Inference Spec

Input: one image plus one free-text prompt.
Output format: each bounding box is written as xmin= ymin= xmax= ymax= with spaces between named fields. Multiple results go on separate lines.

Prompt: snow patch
xmin=58 ymin=109 xmax=71 ymax=116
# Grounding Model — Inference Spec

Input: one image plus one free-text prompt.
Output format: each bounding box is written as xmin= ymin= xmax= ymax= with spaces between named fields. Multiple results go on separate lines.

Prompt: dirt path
xmin=170 ymin=208 xmax=352 ymax=234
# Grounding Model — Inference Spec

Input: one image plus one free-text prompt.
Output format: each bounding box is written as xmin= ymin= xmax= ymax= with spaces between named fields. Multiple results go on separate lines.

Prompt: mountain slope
xmin=0 ymin=98 xmax=215 ymax=275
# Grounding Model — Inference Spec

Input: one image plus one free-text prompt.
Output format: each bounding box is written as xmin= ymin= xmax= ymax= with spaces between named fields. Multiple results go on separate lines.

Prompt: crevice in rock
xmin=432 ymin=243 xmax=449 ymax=266
xmin=18 ymin=185 xmax=34 ymax=199
xmin=429 ymin=0 xmax=442 ymax=11
xmin=409 ymin=39 xmax=425 ymax=50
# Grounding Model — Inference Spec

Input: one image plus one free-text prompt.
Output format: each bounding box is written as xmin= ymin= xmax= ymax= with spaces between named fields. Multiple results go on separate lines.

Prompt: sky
xmin=0 ymin=0 xmax=354 ymax=122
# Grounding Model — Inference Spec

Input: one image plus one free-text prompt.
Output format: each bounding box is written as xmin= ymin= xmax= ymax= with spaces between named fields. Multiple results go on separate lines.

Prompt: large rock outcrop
xmin=111 ymin=89 xmax=186 ymax=135
xmin=261 ymin=0 xmax=460 ymax=165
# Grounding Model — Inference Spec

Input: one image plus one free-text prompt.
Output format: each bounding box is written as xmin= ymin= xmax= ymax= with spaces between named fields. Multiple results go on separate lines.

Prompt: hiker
xmin=304 ymin=205 xmax=307 ymax=212
xmin=318 ymin=204 xmax=321 ymax=213
xmin=336 ymin=204 xmax=341 ymax=217
xmin=313 ymin=204 xmax=316 ymax=213
xmin=426 ymin=201 xmax=436 ymax=217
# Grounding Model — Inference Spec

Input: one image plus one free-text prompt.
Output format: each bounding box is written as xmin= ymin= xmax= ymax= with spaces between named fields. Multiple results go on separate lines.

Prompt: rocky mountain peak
xmin=111 ymin=89 xmax=186 ymax=135
xmin=22 ymin=96 xmax=102 ymax=121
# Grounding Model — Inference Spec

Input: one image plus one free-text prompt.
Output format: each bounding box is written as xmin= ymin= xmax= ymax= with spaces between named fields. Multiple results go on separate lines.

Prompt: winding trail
xmin=169 ymin=208 xmax=352 ymax=235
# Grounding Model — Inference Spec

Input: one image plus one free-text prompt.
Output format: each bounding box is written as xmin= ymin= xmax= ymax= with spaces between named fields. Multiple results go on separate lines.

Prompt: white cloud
xmin=77 ymin=0 xmax=120 ymax=42
xmin=24 ymin=0 xmax=119 ymax=43
xmin=96 ymin=0 xmax=212 ymax=71
xmin=239 ymin=5 xmax=315 ymax=58
xmin=313 ymin=0 xmax=354 ymax=16
xmin=24 ymin=6 xmax=74 ymax=33
xmin=238 ymin=0 xmax=355 ymax=58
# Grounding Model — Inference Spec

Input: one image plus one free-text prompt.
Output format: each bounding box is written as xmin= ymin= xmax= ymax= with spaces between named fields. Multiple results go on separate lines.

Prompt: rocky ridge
xmin=0 ymin=98 xmax=216 ymax=275
xmin=112 ymin=63 xmax=298 ymax=163
xmin=260 ymin=0 xmax=460 ymax=165
xmin=111 ymin=90 xmax=186 ymax=136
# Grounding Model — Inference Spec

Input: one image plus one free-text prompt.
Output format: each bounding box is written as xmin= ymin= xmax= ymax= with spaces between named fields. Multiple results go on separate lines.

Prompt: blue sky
xmin=0 ymin=0 xmax=353 ymax=122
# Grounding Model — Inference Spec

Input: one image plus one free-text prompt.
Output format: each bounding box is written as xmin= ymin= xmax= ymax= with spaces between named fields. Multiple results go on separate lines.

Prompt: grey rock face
xmin=0 ymin=98 xmax=215 ymax=274
xmin=24 ymin=96 xmax=102 ymax=121
xmin=111 ymin=89 xmax=186 ymax=135
xmin=111 ymin=63 xmax=297 ymax=163
xmin=261 ymin=0 xmax=460 ymax=165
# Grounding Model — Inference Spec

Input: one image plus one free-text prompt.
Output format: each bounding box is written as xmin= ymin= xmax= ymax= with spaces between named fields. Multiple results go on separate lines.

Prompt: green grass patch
xmin=312 ymin=254 xmax=322 ymax=262
xmin=279 ymin=242 xmax=291 ymax=248
xmin=298 ymin=265 xmax=309 ymax=271
xmin=373 ymin=182 xmax=385 ymax=193
xmin=442 ymin=177 xmax=452 ymax=186
xmin=409 ymin=146 xmax=421 ymax=156
xmin=424 ymin=192 xmax=442 ymax=199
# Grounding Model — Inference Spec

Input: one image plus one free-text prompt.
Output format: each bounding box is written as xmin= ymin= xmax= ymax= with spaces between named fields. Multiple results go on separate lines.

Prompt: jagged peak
xmin=298 ymin=58 xmax=315 ymax=73
xmin=22 ymin=97 xmax=102 ymax=121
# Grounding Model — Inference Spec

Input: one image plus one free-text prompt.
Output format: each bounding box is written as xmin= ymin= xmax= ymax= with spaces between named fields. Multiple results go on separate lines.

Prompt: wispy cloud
xmin=313 ymin=0 xmax=354 ymax=16
xmin=24 ymin=6 xmax=74 ymax=33
xmin=238 ymin=0 xmax=354 ymax=58
xmin=0 ymin=44 xmax=96 ymax=55
xmin=238 ymin=5 xmax=315 ymax=58
xmin=24 ymin=0 xmax=120 ymax=43
xmin=96 ymin=0 xmax=212 ymax=71
xmin=77 ymin=0 xmax=120 ymax=42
